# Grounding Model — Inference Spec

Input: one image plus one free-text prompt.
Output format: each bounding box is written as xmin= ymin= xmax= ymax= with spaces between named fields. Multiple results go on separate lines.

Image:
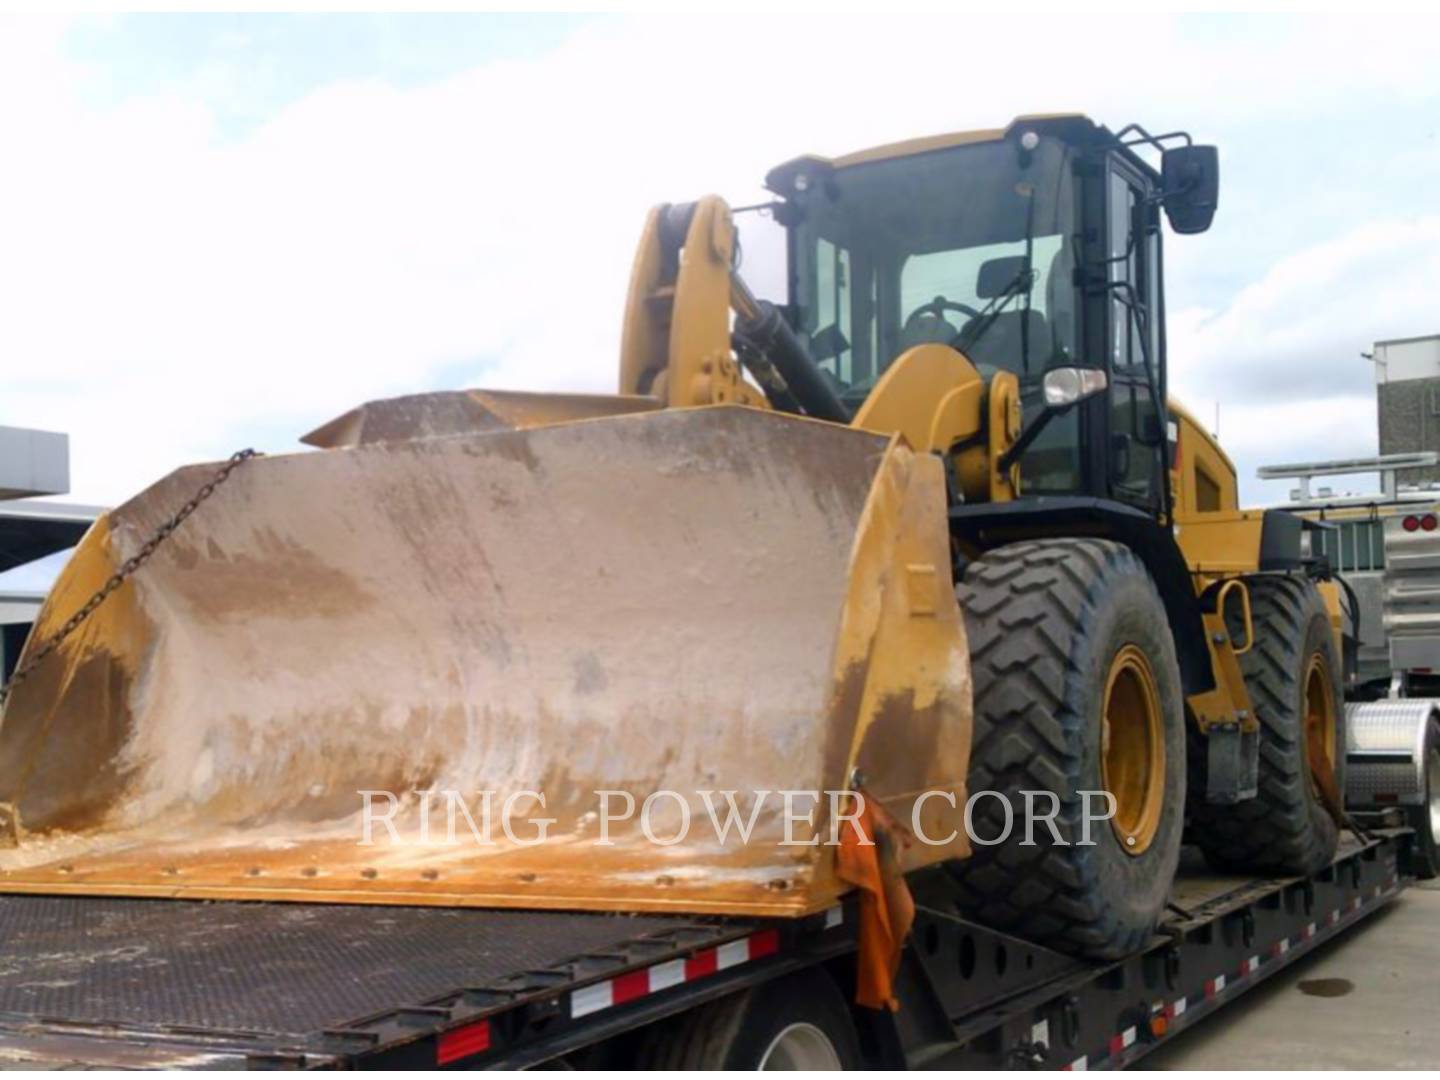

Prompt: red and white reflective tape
xmin=1062 ymin=885 xmax=1398 ymax=1071
xmin=1107 ymin=1026 xmax=1137 ymax=1057
xmin=436 ymin=1019 xmax=491 ymax=1065
xmin=570 ymin=926 xmax=786 ymax=1019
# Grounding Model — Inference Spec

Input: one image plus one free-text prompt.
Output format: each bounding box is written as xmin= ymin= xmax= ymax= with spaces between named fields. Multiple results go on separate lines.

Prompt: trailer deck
xmin=0 ymin=901 xmax=739 ymax=1068
xmin=0 ymin=832 xmax=1413 ymax=1069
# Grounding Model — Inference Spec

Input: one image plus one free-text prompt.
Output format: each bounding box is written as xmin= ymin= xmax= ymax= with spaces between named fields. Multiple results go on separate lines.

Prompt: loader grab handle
xmin=1216 ymin=578 xmax=1254 ymax=656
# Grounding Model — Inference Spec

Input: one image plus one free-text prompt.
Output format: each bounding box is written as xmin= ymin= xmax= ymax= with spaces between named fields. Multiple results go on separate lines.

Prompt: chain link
xmin=0 ymin=449 xmax=260 ymax=708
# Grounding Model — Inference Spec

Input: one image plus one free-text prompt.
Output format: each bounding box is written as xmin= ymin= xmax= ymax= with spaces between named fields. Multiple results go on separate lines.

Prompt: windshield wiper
xmin=955 ymin=181 xmax=1042 ymax=371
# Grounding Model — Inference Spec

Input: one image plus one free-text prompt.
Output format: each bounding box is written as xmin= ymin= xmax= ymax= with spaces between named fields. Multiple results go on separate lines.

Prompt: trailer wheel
xmin=1412 ymin=717 xmax=1440 ymax=879
xmin=1191 ymin=576 xmax=1344 ymax=875
xmin=949 ymin=538 xmax=1186 ymax=959
xmin=635 ymin=967 xmax=859 ymax=1069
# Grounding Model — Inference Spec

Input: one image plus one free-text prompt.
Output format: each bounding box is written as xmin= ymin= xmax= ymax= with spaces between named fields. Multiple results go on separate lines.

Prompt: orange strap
xmin=836 ymin=794 xmax=915 ymax=1011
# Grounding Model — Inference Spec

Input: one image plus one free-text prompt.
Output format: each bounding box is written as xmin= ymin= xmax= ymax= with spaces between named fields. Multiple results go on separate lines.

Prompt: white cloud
xmin=1 ymin=14 xmax=1438 ymax=506
xmin=1201 ymin=395 xmax=1381 ymax=506
xmin=1169 ymin=217 xmax=1440 ymax=501
xmin=1172 ymin=218 xmax=1440 ymax=398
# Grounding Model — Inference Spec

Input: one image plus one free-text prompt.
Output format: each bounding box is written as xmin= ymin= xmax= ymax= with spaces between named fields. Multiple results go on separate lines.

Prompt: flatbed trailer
xmin=0 ymin=830 xmax=1413 ymax=1070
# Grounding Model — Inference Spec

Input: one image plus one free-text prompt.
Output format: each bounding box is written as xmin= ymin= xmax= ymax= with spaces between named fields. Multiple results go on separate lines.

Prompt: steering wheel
xmin=903 ymin=295 xmax=983 ymax=331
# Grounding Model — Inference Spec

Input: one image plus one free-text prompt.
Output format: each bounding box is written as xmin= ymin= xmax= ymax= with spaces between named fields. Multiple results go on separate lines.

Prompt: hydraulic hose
xmin=731 ymin=277 xmax=850 ymax=424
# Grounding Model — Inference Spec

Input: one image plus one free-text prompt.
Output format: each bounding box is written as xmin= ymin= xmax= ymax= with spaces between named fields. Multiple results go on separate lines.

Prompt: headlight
xmin=1043 ymin=367 xmax=1108 ymax=408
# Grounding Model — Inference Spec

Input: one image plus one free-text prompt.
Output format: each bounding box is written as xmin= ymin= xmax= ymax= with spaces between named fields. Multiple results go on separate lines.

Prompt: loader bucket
xmin=0 ymin=404 xmax=971 ymax=917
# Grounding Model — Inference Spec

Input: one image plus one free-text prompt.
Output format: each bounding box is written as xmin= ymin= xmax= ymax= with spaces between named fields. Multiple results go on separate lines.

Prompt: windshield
xmin=785 ymin=134 xmax=1082 ymax=490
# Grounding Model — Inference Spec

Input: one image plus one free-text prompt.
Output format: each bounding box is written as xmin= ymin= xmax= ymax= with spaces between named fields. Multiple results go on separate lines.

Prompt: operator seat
xmin=899 ymin=312 xmax=959 ymax=352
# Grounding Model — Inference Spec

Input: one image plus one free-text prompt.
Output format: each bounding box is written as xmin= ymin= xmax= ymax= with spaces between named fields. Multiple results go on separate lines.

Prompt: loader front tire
xmin=1191 ymin=576 xmax=1345 ymax=875
xmin=949 ymin=539 xmax=1186 ymax=959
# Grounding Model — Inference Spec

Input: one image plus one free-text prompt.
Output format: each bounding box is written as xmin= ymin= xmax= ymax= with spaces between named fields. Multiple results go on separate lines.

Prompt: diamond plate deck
xmin=0 ymin=894 xmax=687 ymax=1038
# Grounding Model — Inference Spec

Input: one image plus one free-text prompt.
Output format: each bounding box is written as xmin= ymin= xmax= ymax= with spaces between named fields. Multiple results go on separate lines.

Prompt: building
xmin=0 ymin=425 xmax=102 ymax=680
xmin=1374 ymin=334 xmax=1440 ymax=486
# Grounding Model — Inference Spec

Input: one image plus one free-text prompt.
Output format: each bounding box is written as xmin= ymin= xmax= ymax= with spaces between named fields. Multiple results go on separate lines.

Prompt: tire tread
xmin=1190 ymin=575 xmax=1340 ymax=874
xmin=950 ymin=537 xmax=1183 ymax=958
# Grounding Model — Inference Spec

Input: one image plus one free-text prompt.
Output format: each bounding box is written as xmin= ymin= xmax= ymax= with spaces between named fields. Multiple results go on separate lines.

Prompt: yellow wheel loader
xmin=0 ymin=116 xmax=1346 ymax=970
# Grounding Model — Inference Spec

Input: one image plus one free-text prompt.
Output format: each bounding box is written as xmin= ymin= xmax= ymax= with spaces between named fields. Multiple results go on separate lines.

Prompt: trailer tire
xmin=1191 ymin=576 xmax=1344 ymax=875
xmin=948 ymin=538 xmax=1186 ymax=960
xmin=634 ymin=967 xmax=860 ymax=1069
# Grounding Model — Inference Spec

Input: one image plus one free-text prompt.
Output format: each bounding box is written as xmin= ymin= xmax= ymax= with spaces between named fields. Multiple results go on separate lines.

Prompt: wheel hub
xmin=758 ymin=1022 xmax=842 ymax=1069
xmin=1302 ymin=653 xmax=1338 ymax=801
xmin=1101 ymin=645 xmax=1166 ymax=856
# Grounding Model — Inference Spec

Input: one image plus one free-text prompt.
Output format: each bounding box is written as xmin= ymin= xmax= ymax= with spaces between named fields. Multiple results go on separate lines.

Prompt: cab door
xmin=1105 ymin=161 xmax=1167 ymax=513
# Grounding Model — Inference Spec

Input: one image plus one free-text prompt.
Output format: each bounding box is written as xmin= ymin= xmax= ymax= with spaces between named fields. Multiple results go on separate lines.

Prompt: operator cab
xmin=754 ymin=115 xmax=1218 ymax=516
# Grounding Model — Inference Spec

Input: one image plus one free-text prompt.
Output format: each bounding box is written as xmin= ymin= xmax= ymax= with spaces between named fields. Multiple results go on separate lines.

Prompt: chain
xmin=0 ymin=449 xmax=260 ymax=708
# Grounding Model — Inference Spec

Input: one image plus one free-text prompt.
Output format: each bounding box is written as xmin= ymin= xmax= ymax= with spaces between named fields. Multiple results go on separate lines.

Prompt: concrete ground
xmin=1146 ymin=877 xmax=1440 ymax=1069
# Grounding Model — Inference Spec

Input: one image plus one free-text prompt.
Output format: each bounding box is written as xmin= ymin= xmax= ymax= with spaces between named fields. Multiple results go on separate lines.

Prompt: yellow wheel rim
xmin=1303 ymin=652 xmax=1337 ymax=793
xmin=1101 ymin=645 xmax=1166 ymax=856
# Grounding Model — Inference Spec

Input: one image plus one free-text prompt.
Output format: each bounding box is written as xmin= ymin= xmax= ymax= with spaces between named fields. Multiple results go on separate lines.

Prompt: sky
xmin=2 ymin=12 xmax=1438 ymax=526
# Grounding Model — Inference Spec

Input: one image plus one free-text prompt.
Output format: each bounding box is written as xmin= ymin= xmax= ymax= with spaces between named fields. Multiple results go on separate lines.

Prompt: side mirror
xmin=1161 ymin=145 xmax=1219 ymax=234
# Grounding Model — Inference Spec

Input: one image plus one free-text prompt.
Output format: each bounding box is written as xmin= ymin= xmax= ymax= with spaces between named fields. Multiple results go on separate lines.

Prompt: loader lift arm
xmin=618 ymin=195 xmax=851 ymax=423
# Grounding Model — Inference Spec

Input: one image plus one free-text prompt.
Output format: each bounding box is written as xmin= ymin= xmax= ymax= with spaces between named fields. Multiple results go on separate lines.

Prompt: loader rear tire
xmin=634 ymin=967 xmax=859 ymax=1069
xmin=949 ymin=538 xmax=1186 ymax=959
xmin=1190 ymin=576 xmax=1344 ymax=876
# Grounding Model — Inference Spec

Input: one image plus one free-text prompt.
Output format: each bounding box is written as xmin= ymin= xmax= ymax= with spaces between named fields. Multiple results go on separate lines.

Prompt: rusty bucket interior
xmin=0 ymin=398 xmax=971 ymax=917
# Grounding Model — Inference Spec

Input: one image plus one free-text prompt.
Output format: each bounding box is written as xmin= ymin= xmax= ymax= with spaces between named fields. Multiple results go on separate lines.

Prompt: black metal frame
xmin=0 ymin=833 xmax=1410 ymax=1069
xmin=928 ymin=833 xmax=1407 ymax=1069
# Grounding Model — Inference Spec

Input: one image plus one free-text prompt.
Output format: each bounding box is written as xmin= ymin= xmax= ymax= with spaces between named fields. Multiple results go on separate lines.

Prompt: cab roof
xmin=764 ymin=114 xmax=1157 ymax=195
